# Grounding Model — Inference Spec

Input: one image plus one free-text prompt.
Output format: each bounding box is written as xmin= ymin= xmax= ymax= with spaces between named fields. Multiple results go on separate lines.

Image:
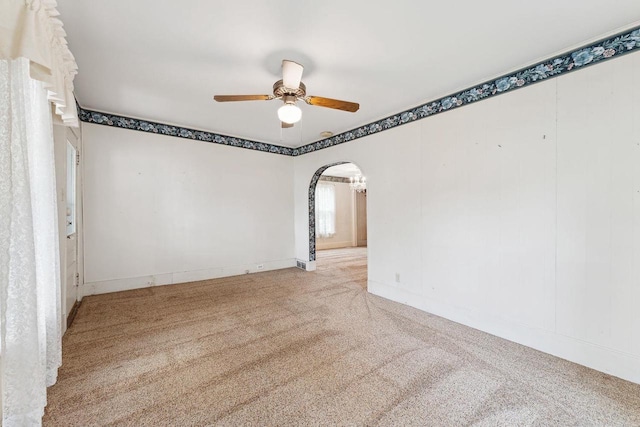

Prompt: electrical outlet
xmin=257 ymin=264 xmax=264 ymax=270
xmin=395 ymin=273 xmax=400 ymax=283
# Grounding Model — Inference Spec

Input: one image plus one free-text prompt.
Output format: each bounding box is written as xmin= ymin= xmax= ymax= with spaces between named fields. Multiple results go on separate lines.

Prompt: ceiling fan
xmin=214 ymin=60 xmax=359 ymax=128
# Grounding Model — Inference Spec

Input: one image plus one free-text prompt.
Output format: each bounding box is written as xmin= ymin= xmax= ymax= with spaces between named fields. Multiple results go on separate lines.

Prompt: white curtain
xmin=0 ymin=58 xmax=62 ymax=426
xmin=315 ymin=183 xmax=336 ymax=238
xmin=0 ymin=0 xmax=79 ymax=127
xmin=0 ymin=1 xmax=75 ymax=423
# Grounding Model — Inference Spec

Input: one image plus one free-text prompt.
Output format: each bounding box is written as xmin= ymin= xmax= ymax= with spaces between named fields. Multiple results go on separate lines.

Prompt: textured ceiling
xmin=58 ymin=1 xmax=640 ymax=147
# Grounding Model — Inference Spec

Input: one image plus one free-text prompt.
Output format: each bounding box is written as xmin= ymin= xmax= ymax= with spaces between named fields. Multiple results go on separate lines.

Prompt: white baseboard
xmin=316 ymin=241 xmax=355 ymax=250
xmin=368 ymin=280 xmax=640 ymax=385
xmin=82 ymin=258 xmax=297 ymax=296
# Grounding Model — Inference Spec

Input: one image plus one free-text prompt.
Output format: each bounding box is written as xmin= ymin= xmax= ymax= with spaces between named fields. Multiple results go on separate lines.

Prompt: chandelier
xmin=349 ymin=175 xmax=367 ymax=193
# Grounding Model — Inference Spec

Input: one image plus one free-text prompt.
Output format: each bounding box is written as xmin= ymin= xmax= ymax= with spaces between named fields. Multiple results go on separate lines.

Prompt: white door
xmin=64 ymin=128 xmax=81 ymax=323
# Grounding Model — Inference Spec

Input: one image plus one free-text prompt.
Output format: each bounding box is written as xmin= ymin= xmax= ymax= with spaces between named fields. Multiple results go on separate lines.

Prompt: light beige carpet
xmin=44 ymin=248 xmax=640 ymax=426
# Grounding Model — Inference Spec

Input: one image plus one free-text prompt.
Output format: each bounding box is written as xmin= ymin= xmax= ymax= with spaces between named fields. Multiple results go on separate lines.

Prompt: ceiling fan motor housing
xmin=273 ymin=80 xmax=306 ymax=100
xmin=282 ymin=94 xmax=297 ymax=105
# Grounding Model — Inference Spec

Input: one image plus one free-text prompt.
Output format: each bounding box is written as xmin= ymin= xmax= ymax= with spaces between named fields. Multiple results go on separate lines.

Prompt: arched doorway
xmin=308 ymin=162 xmax=368 ymax=288
xmin=308 ymin=162 xmax=349 ymax=261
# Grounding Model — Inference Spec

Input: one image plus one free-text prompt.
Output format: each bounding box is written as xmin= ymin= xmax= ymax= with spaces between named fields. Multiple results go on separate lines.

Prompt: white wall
xmin=316 ymin=181 xmax=355 ymax=250
xmin=293 ymin=52 xmax=640 ymax=384
xmin=81 ymin=124 xmax=295 ymax=295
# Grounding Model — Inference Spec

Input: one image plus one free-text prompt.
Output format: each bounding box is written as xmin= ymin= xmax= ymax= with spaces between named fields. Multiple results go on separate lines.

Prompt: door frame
xmin=307 ymin=161 xmax=366 ymax=262
xmin=63 ymin=125 xmax=83 ymax=330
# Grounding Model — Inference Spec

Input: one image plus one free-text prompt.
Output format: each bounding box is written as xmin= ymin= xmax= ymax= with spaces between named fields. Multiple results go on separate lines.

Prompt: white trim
xmin=81 ymin=258 xmax=297 ymax=296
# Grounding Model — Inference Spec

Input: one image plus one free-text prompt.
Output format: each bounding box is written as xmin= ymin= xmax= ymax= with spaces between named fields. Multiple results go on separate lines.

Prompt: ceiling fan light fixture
xmin=278 ymin=103 xmax=302 ymax=124
xmin=214 ymin=59 xmax=359 ymax=125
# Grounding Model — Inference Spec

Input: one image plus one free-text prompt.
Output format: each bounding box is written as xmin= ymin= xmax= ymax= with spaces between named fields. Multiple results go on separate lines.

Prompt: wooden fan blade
xmin=305 ymin=96 xmax=359 ymax=112
xmin=214 ymin=95 xmax=271 ymax=102
xmin=281 ymin=121 xmax=294 ymax=128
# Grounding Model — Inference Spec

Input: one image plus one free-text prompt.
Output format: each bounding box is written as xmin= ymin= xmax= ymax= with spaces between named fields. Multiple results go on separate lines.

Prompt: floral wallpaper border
xmin=290 ymin=26 xmax=640 ymax=156
xmin=76 ymin=26 xmax=640 ymax=263
xmin=319 ymin=175 xmax=351 ymax=184
xmin=78 ymin=26 xmax=640 ymax=159
xmin=308 ymin=162 xmax=349 ymax=261
xmin=77 ymin=107 xmax=295 ymax=156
